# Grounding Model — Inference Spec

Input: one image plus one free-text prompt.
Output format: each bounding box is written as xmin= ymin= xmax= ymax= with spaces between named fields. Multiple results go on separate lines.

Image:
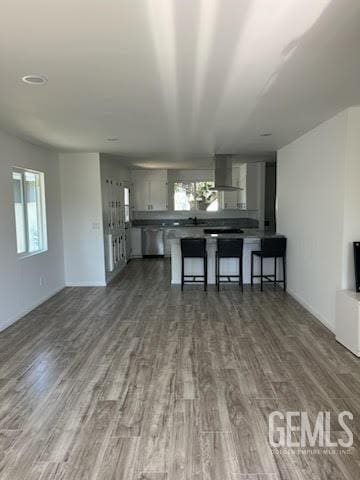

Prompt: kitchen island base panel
xmin=171 ymin=239 xmax=283 ymax=285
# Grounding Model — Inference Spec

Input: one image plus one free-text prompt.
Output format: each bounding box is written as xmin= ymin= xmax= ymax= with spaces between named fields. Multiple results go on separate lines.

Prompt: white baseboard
xmin=0 ymin=285 xmax=65 ymax=333
xmin=286 ymin=286 xmax=334 ymax=333
xmin=65 ymin=281 xmax=106 ymax=287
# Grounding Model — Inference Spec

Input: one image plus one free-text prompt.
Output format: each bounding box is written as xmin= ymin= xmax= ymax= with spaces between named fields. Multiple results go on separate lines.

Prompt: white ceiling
xmin=0 ymin=0 xmax=360 ymax=168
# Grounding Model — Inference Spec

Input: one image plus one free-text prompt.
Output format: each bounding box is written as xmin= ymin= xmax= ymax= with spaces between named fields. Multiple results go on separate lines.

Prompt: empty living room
xmin=1 ymin=1 xmax=360 ymax=479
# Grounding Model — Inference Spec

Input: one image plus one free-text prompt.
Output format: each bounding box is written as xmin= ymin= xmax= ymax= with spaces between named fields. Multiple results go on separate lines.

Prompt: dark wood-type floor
xmin=1 ymin=259 xmax=360 ymax=480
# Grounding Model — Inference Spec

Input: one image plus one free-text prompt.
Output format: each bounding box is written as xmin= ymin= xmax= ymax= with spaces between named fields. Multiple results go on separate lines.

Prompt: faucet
xmin=188 ymin=216 xmax=198 ymax=225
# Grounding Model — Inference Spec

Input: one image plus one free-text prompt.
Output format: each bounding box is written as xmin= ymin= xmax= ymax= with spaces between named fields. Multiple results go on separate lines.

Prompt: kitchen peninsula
xmin=170 ymin=229 xmax=284 ymax=285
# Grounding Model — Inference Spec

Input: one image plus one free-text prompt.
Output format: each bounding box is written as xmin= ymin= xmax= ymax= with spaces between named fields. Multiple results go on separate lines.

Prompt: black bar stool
xmin=251 ymin=237 xmax=287 ymax=291
xmin=181 ymin=238 xmax=207 ymax=291
xmin=216 ymin=238 xmax=244 ymax=292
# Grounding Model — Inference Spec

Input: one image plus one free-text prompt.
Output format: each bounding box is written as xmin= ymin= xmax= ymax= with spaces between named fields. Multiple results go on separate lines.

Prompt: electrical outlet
xmin=39 ymin=276 xmax=44 ymax=286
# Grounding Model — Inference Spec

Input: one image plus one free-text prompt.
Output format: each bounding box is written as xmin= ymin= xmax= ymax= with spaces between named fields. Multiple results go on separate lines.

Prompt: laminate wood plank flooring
xmin=0 ymin=259 xmax=360 ymax=479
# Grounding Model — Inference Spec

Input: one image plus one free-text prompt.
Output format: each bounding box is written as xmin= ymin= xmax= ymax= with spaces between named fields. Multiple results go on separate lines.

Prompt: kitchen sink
xmin=203 ymin=228 xmax=244 ymax=234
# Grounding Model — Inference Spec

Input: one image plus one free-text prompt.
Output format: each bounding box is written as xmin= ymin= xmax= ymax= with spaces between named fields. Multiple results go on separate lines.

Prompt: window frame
xmin=173 ymin=180 xmax=219 ymax=212
xmin=12 ymin=166 xmax=48 ymax=258
xmin=124 ymin=186 xmax=130 ymax=223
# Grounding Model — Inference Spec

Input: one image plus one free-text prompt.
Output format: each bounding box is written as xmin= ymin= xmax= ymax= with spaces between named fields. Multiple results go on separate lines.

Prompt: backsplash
xmin=132 ymin=209 xmax=259 ymax=221
xmin=132 ymin=217 xmax=259 ymax=228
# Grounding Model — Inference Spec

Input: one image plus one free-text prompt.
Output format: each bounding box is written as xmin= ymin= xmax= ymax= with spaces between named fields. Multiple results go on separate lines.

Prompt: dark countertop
xmin=168 ymin=229 xmax=283 ymax=241
xmin=133 ymin=223 xmax=260 ymax=230
xmin=132 ymin=222 xmax=282 ymax=240
xmin=133 ymin=224 xmax=203 ymax=228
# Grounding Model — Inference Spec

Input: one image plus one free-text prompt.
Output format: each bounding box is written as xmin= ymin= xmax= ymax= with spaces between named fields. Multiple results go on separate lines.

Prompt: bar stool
xmin=251 ymin=237 xmax=287 ymax=291
xmin=216 ymin=238 xmax=244 ymax=292
xmin=181 ymin=238 xmax=207 ymax=291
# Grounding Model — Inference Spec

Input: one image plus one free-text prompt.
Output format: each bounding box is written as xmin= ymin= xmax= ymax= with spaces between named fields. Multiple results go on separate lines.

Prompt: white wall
xmin=277 ymin=110 xmax=348 ymax=330
xmin=100 ymin=154 xmax=131 ymax=184
xmin=59 ymin=153 xmax=106 ymax=286
xmin=0 ymin=130 xmax=65 ymax=331
xmin=341 ymin=107 xmax=360 ymax=290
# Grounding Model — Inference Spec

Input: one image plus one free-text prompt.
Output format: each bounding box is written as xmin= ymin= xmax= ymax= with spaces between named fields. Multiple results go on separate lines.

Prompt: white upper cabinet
xmin=131 ymin=169 xmax=168 ymax=211
xmin=149 ymin=178 xmax=168 ymax=210
xmin=133 ymin=176 xmax=149 ymax=212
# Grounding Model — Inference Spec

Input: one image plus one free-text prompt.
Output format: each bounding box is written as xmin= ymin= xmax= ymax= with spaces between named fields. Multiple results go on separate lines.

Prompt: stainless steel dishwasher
xmin=142 ymin=227 xmax=164 ymax=257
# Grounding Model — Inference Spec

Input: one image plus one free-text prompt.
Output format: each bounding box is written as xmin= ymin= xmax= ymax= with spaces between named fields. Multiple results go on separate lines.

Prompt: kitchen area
xmin=125 ymin=155 xmax=282 ymax=286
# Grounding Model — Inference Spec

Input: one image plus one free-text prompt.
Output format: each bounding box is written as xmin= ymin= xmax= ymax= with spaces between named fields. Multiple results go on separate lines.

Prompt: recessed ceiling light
xmin=21 ymin=74 xmax=48 ymax=85
xmin=260 ymin=132 xmax=272 ymax=137
xmin=107 ymin=137 xmax=119 ymax=141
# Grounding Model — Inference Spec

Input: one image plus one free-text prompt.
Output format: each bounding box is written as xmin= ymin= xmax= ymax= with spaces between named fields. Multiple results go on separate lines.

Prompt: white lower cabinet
xmin=131 ymin=228 xmax=142 ymax=257
xmin=124 ymin=229 xmax=131 ymax=262
xmin=104 ymin=230 xmax=126 ymax=273
xmin=336 ymin=290 xmax=360 ymax=356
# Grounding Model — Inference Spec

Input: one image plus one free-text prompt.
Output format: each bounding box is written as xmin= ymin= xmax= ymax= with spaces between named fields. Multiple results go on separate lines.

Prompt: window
xmin=124 ymin=187 xmax=130 ymax=223
xmin=174 ymin=181 xmax=218 ymax=211
xmin=12 ymin=168 xmax=47 ymax=255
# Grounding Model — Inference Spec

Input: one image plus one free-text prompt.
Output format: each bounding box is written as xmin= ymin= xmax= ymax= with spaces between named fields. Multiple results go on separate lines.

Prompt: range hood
xmin=210 ymin=155 xmax=240 ymax=191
